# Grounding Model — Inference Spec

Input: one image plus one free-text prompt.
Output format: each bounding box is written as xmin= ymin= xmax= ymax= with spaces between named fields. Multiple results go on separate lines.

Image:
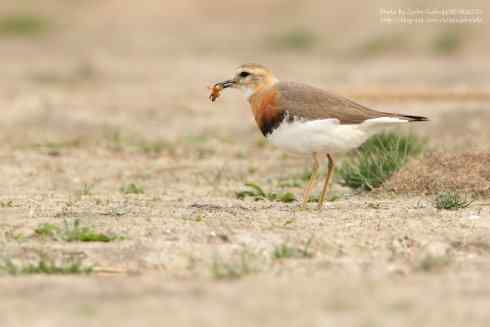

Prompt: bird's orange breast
xmin=249 ymin=87 xmax=286 ymax=136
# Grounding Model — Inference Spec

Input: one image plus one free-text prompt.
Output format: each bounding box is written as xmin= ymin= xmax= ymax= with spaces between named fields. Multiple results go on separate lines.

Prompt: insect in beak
xmin=208 ymin=80 xmax=235 ymax=102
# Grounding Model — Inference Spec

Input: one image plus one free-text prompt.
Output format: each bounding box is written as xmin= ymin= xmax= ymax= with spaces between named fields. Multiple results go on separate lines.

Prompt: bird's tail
xmin=396 ymin=114 xmax=429 ymax=122
xmin=359 ymin=114 xmax=428 ymax=132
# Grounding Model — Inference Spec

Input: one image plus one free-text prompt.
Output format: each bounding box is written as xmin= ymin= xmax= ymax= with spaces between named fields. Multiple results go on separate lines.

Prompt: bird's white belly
xmin=266 ymin=119 xmax=369 ymax=155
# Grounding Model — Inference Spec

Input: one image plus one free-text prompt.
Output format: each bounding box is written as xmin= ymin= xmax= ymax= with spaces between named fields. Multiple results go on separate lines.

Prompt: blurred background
xmin=0 ymin=0 xmax=488 ymax=174
xmin=0 ymin=1 xmax=488 ymax=150
xmin=0 ymin=0 xmax=488 ymax=146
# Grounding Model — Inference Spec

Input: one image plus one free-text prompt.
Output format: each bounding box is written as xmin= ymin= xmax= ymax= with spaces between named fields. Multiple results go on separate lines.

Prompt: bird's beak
xmin=218 ymin=79 xmax=235 ymax=89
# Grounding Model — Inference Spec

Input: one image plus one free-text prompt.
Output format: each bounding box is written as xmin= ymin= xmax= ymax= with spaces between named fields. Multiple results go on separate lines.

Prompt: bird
xmin=209 ymin=63 xmax=428 ymax=209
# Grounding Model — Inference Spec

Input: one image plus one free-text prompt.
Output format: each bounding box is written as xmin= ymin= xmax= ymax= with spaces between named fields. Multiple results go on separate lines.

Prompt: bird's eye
xmin=239 ymin=71 xmax=251 ymax=78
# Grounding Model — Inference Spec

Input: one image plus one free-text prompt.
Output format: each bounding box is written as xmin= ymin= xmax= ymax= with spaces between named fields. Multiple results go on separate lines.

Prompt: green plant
xmin=138 ymin=140 xmax=173 ymax=156
xmin=32 ymin=138 xmax=83 ymax=156
xmin=434 ymin=192 xmax=472 ymax=210
xmin=236 ymin=183 xmax=296 ymax=203
xmin=182 ymin=135 xmax=209 ymax=145
xmin=338 ymin=133 xmax=425 ymax=190
xmin=432 ymin=29 xmax=464 ymax=54
xmin=357 ymin=33 xmax=406 ymax=57
xmin=2 ymin=230 xmax=25 ymax=242
xmin=211 ymin=250 xmax=259 ymax=280
xmin=77 ymin=183 xmax=95 ymax=196
xmin=0 ymin=14 xmax=50 ymax=37
xmin=120 ymin=183 xmax=144 ymax=194
xmin=34 ymin=223 xmax=60 ymax=238
xmin=61 ymin=220 xmax=120 ymax=242
xmin=267 ymin=28 xmax=318 ymax=51
xmin=34 ymin=220 xmax=121 ymax=242
xmin=272 ymin=238 xmax=314 ymax=260
xmin=1 ymin=257 xmax=92 ymax=275
xmin=0 ymin=200 xmax=15 ymax=208
xmin=307 ymin=193 xmax=340 ymax=203
xmin=416 ymin=253 xmax=451 ymax=272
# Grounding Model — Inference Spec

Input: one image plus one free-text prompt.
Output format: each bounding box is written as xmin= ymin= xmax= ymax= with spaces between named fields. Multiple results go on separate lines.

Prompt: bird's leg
xmin=302 ymin=153 xmax=320 ymax=207
xmin=318 ymin=154 xmax=335 ymax=210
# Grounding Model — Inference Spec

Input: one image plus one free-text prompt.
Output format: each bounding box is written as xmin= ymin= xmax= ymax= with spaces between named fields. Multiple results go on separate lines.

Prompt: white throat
xmin=243 ymin=87 xmax=255 ymax=100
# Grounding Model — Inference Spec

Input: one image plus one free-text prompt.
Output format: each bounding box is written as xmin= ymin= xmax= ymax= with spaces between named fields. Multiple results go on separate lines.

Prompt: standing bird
xmin=210 ymin=64 xmax=428 ymax=209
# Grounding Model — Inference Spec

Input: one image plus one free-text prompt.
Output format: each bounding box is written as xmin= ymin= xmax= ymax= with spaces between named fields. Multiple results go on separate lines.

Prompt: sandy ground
xmin=0 ymin=1 xmax=490 ymax=326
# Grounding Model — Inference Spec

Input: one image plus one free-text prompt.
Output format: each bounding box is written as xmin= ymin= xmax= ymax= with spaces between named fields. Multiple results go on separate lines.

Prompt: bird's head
xmin=216 ymin=64 xmax=278 ymax=99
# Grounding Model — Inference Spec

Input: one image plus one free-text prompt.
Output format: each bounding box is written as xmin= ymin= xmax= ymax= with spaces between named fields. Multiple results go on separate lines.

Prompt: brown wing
xmin=276 ymin=82 xmax=426 ymax=124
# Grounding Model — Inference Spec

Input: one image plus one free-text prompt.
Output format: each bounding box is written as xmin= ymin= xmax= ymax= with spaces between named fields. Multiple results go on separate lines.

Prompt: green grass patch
xmin=211 ymin=250 xmax=260 ymax=280
xmin=0 ymin=14 xmax=50 ymax=37
xmin=32 ymin=138 xmax=84 ymax=156
xmin=338 ymin=133 xmax=425 ymax=190
xmin=272 ymin=238 xmax=314 ymax=260
xmin=2 ymin=230 xmax=26 ymax=242
xmin=356 ymin=33 xmax=406 ymax=57
xmin=0 ymin=200 xmax=16 ymax=208
xmin=432 ymin=29 xmax=464 ymax=55
xmin=1 ymin=257 xmax=92 ymax=275
xmin=434 ymin=192 xmax=472 ymax=210
xmin=120 ymin=183 xmax=144 ymax=194
xmin=267 ymin=27 xmax=318 ymax=51
xmin=236 ymin=183 xmax=296 ymax=203
xmin=307 ymin=193 xmax=340 ymax=203
xmin=35 ymin=220 xmax=122 ymax=242
xmin=77 ymin=183 xmax=95 ymax=196
xmin=138 ymin=141 xmax=173 ymax=156
xmin=416 ymin=253 xmax=451 ymax=273
xmin=61 ymin=220 xmax=120 ymax=242
xmin=34 ymin=223 xmax=60 ymax=238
